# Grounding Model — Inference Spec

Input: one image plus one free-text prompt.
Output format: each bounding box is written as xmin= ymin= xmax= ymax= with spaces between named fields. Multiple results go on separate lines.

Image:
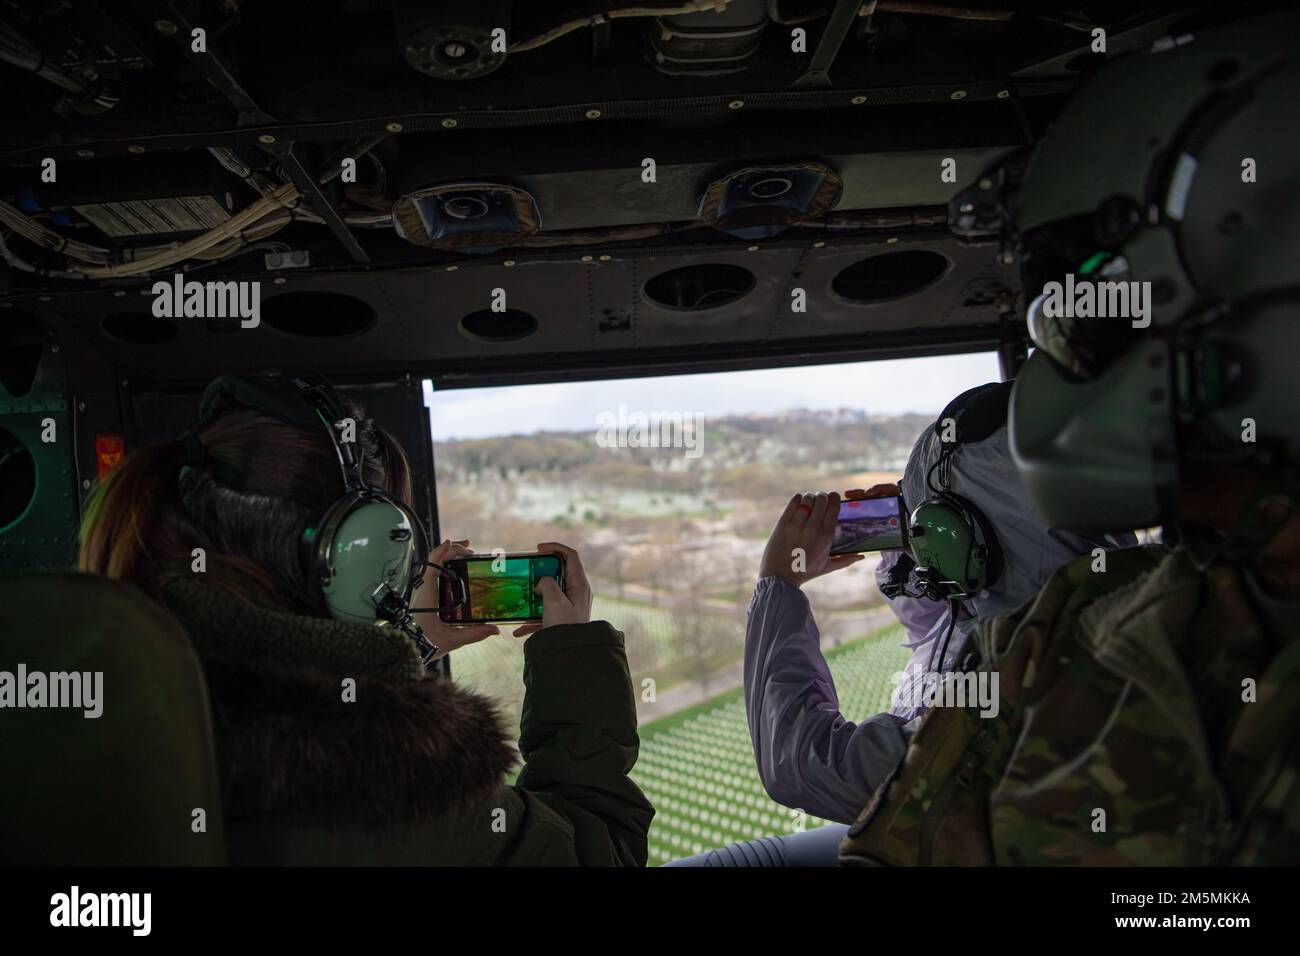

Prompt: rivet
xmin=581 ymin=255 xmax=593 ymax=262
xmin=747 ymin=245 xmax=759 ymax=252
xmin=813 ymin=240 xmax=826 ymax=248
xmin=950 ymin=90 xmax=967 ymax=100
xmin=257 ymin=134 xmax=276 ymax=144
xmin=728 ymin=100 xmax=744 ymax=110
xmin=75 ymin=148 xmax=94 ymax=159
xmin=445 ymin=265 xmax=458 ymax=271
xmin=503 ymin=260 xmax=516 ymax=267
xmin=996 ymin=89 xmax=1010 ymax=99
xmin=273 ymin=276 xmax=286 ymax=284
xmin=598 ymin=254 xmax=611 ymax=261
xmin=851 ymin=95 xmax=867 ymax=105
xmin=128 ymin=145 xmax=145 ymax=153
xmin=442 ymin=118 xmax=458 ymax=128
xmin=585 ymin=109 xmax=602 ymax=119
xmin=385 ymin=122 xmax=403 ymax=133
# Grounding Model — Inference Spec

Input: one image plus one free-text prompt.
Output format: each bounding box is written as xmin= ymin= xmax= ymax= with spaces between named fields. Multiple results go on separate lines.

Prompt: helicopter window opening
xmin=423 ymin=350 xmax=999 ymax=864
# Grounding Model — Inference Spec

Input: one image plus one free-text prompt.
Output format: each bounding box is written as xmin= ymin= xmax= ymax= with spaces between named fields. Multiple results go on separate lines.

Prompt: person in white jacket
xmin=668 ymin=382 xmax=1135 ymax=866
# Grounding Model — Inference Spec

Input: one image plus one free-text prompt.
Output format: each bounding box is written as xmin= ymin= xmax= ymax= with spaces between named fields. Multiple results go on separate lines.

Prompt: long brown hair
xmin=79 ymin=399 xmax=415 ymax=614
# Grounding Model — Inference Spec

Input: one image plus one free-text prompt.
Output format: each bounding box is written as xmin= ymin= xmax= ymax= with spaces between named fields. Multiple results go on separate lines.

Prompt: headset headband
xmin=929 ymin=380 xmax=1014 ymax=491
xmin=198 ymin=370 xmax=365 ymax=493
xmin=932 ymin=381 xmax=1014 ymax=445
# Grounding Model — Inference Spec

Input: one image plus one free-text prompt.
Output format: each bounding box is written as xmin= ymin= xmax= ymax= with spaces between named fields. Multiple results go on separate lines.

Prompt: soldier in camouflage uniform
xmin=839 ymin=7 xmax=1300 ymax=866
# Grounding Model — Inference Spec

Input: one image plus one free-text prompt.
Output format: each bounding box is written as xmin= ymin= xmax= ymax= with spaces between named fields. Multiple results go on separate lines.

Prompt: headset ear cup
xmin=943 ymin=491 xmax=1004 ymax=590
xmin=302 ymin=492 xmax=363 ymax=595
xmin=313 ymin=492 xmax=425 ymax=625
xmin=394 ymin=499 xmax=431 ymax=601
xmin=405 ymin=502 xmax=431 ymax=565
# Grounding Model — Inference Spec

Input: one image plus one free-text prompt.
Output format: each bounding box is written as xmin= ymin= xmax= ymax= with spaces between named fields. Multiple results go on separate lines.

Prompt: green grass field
xmin=633 ymin=625 xmax=909 ymax=865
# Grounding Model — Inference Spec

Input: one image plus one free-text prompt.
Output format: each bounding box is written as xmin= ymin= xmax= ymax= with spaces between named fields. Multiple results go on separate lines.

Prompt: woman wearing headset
xmin=78 ymin=372 xmax=652 ymax=866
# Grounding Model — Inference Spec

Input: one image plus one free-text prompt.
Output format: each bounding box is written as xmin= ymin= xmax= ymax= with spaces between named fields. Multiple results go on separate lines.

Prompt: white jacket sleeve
xmin=743 ymin=576 xmax=908 ymax=825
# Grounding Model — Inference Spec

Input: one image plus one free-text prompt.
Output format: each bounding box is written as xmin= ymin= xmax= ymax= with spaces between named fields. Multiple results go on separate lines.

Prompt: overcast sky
xmin=425 ymin=350 xmax=1001 ymax=441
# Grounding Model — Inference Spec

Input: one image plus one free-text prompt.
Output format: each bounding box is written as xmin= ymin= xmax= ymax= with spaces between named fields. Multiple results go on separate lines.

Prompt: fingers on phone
xmin=808 ymin=491 xmax=834 ymax=528
xmin=538 ymin=541 xmax=584 ymax=584
xmin=822 ymin=491 xmax=841 ymax=532
xmin=512 ymin=623 xmax=541 ymax=638
xmin=534 ymin=576 xmax=564 ymax=599
xmin=537 ymin=541 xmax=576 ymax=559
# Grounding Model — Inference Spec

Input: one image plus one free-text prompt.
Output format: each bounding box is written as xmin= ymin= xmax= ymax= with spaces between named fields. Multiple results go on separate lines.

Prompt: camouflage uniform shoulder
xmin=968 ymin=545 xmax=1164 ymax=672
xmin=1049 ymin=543 xmax=1166 ymax=604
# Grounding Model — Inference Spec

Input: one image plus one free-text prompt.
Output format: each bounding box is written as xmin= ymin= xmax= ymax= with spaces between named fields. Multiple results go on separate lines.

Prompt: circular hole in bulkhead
xmin=0 ymin=309 xmax=44 ymax=396
xmin=459 ymin=309 xmax=538 ymax=343
xmin=0 ymin=428 xmax=36 ymax=532
xmin=643 ymin=263 xmax=756 ymax=311
xmin=262 ymin=292 xmax=377 ymax=338
xmin=831 ymin=250 xmax=950 ymax=303
xmin=102 ymin=311 xmax=178 ymax=345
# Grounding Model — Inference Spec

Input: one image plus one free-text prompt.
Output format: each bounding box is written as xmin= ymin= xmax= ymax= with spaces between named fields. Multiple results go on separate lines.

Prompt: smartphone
xmin=436 ymin=552 xmax=565 ymax=624
xmin=829 ymin=494 xmax=906 ymax=555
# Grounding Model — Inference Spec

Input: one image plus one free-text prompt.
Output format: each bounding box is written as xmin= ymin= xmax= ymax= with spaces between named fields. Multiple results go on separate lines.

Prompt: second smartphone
xmin=829 ymin=494 xmax=907 ymax=555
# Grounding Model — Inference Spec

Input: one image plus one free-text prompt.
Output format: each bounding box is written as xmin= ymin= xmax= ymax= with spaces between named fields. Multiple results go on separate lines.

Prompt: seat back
xmin=0 ymin=572 xmax=226 ymax=865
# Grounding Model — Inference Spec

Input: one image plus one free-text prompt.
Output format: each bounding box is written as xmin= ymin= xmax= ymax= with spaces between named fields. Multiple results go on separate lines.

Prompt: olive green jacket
xmin=160 ymin=578 xmax=654 ymax=866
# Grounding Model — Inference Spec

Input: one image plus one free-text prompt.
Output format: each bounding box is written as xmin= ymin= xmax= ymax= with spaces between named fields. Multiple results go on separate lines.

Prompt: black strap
xmin=177 ymin=429 xmax=207 ymax=467
xmin=933 ymin=380 xmax=1013 ymax=445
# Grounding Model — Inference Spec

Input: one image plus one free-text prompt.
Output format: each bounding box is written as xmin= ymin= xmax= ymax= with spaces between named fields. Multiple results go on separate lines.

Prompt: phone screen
xmin=830 ymin=494 xmax=905 ymax=555
xmin=437 ymin=553 xmax=564 ymax=623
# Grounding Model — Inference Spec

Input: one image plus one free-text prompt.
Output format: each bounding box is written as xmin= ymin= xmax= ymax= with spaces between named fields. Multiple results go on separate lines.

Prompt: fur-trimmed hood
xmin=159 ymin=577 xmax=518 ymax=834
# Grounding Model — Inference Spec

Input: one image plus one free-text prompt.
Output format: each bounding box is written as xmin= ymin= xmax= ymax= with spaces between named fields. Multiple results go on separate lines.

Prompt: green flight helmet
xmin=1008 ymin=6 xmax=1300 ymax=537
xmin=311 ymin=493 xmax=421 ymax=626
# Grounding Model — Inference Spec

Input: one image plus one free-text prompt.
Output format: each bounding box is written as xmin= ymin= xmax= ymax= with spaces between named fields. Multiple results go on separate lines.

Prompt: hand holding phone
xmin=438 ymin=550 xmax=563 ymax=624
xmin=759 ymin=492 xmax=866 ymax=588
xmin=408 ymin=539 xmax=500 ymax=660
xmin=512 ymin=542 xmax=591 ymax=638
xmin=436 ymin=542 xmax=590 ymax=637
